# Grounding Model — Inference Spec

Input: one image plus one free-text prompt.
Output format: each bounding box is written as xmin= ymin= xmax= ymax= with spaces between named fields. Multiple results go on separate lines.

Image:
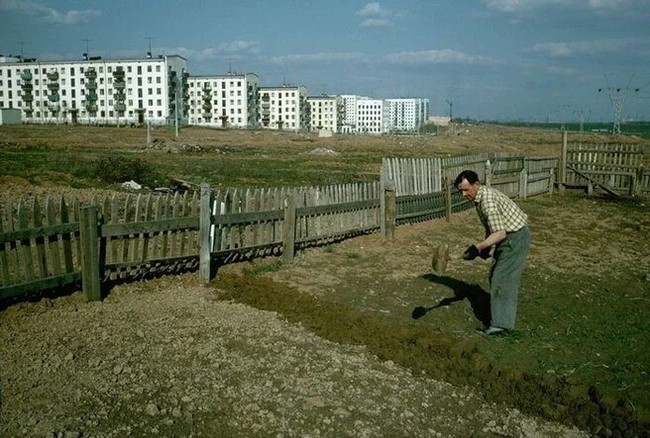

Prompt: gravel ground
xmin=0 ymin=274 xmax=589 ymax=437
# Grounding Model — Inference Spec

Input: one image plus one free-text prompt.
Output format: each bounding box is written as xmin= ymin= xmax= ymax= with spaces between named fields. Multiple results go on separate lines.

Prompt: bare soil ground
xmin=1 ymin=125 xmax=649 ymax=437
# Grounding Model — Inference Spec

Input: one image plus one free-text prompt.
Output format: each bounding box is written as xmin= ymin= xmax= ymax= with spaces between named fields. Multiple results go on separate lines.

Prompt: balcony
xmin=47 ymin=71 xmax=59 ymax=81
xmin=85 ymin=69 xmax=97 ymax=80
xmin=20 ymin=71 xmax=32 ymax=81
xmin=47 ymin=82 xmax=60 ymax=91
xmin=86 ymin=81 xmax=97 ymax=90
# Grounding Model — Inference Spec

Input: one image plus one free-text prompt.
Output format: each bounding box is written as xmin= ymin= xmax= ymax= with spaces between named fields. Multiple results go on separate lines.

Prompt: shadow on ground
xmin=413 ymin=274 xmax=491 ymax=327
xmin=213 ymin=273 xmax=647 ymax=437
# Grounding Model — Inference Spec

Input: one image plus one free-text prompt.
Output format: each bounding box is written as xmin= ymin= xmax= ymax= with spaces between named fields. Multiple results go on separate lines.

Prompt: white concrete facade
xmin=385 ymin=98 xmax=430 ymax=133
xmin=356 ymin=99 xmax=386 ymax=135
xmin=187 ymin=73 xmax=259 ymax=128
xmin=258 ymin=86 xmax=308 ymax=131
xmin=0 ymin=55 xmax=188 ymax=125
xmin=306 ymin=95 xmax=342 ymax=133
xmin=340 ymin=94 xmax=371 ymax=133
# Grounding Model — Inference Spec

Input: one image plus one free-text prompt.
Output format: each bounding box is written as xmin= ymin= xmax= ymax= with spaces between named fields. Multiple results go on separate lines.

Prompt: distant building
xmin=187 ymin=73 xmax=259 ymax=128
xmin=385 ymin=98 xmax=430 ymax=133
xmin=0 ymin=54 xmax=188 ymax=125
xmin=340 ymin=94 xmax=371 ymax=133
xmin=429 ymin=116 xmax=451 ymax=126
xmin=258 ymin=86 xmax=308 ymax=131
xmin=356 ymin=99 xmax=386 ymax=135
xmin=306 ymin=94 xmax=343 ymax=133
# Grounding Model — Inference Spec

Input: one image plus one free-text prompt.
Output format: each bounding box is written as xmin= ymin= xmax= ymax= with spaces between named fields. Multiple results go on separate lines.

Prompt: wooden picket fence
xmin=558 ymin=131 xmax=649 ymax=195
xmin=1 ymin=152 xmax=558 ymax=304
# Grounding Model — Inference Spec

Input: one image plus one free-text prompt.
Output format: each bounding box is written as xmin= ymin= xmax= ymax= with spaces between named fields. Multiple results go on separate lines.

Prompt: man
xmin=454 ymin=170 xmax=530 ymax=336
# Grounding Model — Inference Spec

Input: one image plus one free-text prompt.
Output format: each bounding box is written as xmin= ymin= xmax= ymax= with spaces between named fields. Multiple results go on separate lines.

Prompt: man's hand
xmin=462 ymin=244 xmax=480 ymax=260
xmin=479 ymin=247 xmax=491 ymax=259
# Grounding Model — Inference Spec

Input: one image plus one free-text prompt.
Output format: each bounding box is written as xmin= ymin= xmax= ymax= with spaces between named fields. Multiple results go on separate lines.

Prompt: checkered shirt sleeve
xmin=476 ymin=186 xmax=528 ymax=233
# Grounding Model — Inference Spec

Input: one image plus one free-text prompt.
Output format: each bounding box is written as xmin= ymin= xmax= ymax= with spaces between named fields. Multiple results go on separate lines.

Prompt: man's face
xmin=457 ymin=178 xmax=480 ymax=201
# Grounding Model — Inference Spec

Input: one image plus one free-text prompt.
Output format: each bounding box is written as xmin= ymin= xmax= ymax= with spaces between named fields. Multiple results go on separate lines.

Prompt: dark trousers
xmin=489 ymin=226 xmax=530 ymax=330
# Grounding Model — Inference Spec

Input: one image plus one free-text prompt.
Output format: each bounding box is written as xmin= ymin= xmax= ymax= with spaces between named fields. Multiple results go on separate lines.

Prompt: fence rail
xmin=2 ymin=152 xmax=559 ymax=303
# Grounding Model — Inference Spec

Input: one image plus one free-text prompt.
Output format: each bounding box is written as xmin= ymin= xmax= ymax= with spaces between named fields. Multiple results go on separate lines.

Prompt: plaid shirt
xmin=474 ymin=185 xmax=528 ymax=234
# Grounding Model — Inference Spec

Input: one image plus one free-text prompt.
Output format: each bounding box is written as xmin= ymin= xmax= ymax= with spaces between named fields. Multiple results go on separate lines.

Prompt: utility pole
xmin=83 ymin=39 xmax=90 ymax=59
xmin=445 ymin=99 xmax=453 ymax=135
xmin=145 ymin=36 xmax=154 ymax=57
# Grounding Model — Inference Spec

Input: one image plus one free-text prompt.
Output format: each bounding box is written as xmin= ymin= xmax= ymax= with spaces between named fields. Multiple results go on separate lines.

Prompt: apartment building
xmin=385 ymin=98 xmax=430 ymax=133
xmin=187 ymin=73 xmax=259 ymax=128
xmin=258 ymin=85 xmax=308 ymax=131
xmin=0 ymin=54 xmax=188 ymax=125
xmin=356 ymin=98 xmax=386 ymax=135
xmin=306 ymin=94 xmax=342 ymax=133
xmin=340 ymin=94 xmax=371 ymax=133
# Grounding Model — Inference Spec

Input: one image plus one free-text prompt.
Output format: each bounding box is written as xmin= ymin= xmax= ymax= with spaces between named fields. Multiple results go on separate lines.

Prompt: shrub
xmin=95 ymin=156 xmax=160 ymax=187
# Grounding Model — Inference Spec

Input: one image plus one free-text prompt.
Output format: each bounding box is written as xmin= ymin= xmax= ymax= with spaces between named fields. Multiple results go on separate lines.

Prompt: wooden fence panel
xmin=383 ymin=157 xmax=442 ymax=196
xmin=441 ymin=153 xmax=489 ymax=184
xmin=2 ymin=152 xmax=560 ymax=303
xmin=565 ymin=143 xmax=644 ymax=191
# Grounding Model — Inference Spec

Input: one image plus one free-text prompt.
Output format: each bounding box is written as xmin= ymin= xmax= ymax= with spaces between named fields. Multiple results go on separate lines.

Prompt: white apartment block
xmin=258 ymin=86 xmax=308 ymax=131
xmin=385 ymin=98 xmax=430 ymax=133
xmin=187 ymin=73 xmax=259 ymax=128
xmin=306 ymin=95 xmax=342 ymax=133
xmin=356 ymin=99 xmax=386 ymax=135
xmin=340 ymin=94 xmax=371 ymax=133
xmin=0 ymin=54 xmax=188 ymax=125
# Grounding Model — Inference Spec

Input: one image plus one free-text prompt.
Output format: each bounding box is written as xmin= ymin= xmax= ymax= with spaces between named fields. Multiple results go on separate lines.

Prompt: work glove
xmin=462 ymin=244 xmax=480 ymax=260
xmin=479 ymin=247 xmax=492 ymax=259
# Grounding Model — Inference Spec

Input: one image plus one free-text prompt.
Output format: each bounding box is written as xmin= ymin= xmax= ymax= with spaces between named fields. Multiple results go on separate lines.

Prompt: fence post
xmin=519 ymin=167 xmax=528 ymax=199
xmin=283 ymin=193 xmax=296 ymax=262
xmin=79 ymin=205 xmax=101 ymax=302
xmin=548 ymin=167 xmax=555 ymax=195
xmin=559 ymin=130 xmax=568 ymax=193
xmin=485 ymin=160 xmax=492 ymax=187
xmin=199 ymin=182 xmax=212 ymax=283
xmin=381 ymin=179 xmax=396 ymax=239
xmin=444 ymin=176 xmax=452 ymax=222
xmin=633 ymin=164 xmax=644 ymax=196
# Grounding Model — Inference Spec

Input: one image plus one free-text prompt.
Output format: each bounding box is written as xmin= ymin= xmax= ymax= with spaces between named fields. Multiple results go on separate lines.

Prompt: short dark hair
xmin=454 ymin=170 xmax=480 ymax=188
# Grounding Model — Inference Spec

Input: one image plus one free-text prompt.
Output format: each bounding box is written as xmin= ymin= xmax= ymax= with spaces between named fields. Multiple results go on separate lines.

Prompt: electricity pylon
xmin=598 ymin=76 xmax=640 ymax=135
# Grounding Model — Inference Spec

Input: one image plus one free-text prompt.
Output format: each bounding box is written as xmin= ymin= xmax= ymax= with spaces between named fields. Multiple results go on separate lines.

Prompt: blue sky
xmin=1 ymin=0 xmax=649 ymax=122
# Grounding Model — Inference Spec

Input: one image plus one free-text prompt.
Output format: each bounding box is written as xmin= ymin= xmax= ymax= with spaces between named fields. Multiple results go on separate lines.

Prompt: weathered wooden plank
xmin=17 ymin=201 xmax=35 ymax=282
xmin=45 ymin=197 xmax=62 ymax=277
xmin=60 ymin=197 xmax=74 ymax=273
xmin=0 ymin=214 xmax=10 ymax=286
xmin=32 ymin=199 xmax=48 ymax=278
xmin=0 ymin=272 xmax=81 ymax=301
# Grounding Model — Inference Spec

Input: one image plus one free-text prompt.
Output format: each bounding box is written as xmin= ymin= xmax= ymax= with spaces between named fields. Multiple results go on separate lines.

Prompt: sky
xmin=1 ymin=0 xmax=649 ymax=122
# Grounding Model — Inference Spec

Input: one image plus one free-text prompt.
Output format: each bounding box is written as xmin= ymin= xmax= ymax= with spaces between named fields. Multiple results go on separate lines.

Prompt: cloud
xmin=2 ymin=0 xmax=101 ymax=24
xmin=270 ymin=52 xmax=364 ymax=65
xmin=384 ymin=49 xmax=495 ymax=65
xmin=160 ymin=41 xmax=260 ymax=62
xmin=356 ymin=2 xmax=396 ymax=27
xmin=526 ymin=38 xmax=639 ymax=57
xmin=357 ymin=2 xmax=386 ymax=17
xmin=481 ymin=0 xmax=642 ymax=12
xmin=360 ymin=18 xmax=391 ymax=28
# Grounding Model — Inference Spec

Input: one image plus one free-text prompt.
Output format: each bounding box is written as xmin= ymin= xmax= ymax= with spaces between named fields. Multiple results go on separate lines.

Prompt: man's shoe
xmin=477 ymin=326 xmax=509 ymax=336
